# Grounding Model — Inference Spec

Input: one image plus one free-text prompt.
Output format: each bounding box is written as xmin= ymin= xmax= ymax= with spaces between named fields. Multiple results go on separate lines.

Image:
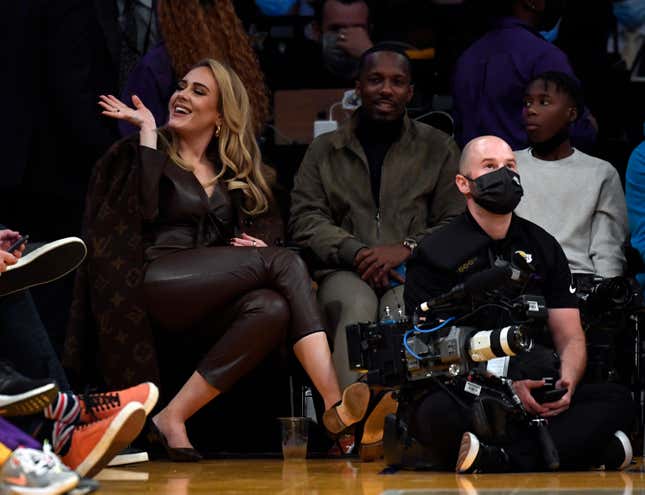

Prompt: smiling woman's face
xmin=167 ymin=66 xmax=222 ymax=136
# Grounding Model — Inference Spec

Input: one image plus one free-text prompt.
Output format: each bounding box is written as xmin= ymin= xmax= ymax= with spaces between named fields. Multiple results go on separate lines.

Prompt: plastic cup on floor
xmin=278 ymin=417 xmax=309 ymax=460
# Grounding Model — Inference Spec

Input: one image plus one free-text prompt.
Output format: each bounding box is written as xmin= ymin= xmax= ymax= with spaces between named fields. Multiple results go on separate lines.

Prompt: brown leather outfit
xmin=140 ymin=147 xmax=324 ymax=390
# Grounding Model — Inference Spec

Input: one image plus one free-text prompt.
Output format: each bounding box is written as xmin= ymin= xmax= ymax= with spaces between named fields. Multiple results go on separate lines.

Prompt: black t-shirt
xmin=404 ymin=210 xmax=578 ymax=319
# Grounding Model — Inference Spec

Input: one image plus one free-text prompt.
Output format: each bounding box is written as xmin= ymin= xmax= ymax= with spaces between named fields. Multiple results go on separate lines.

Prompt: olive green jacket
xmin=289 ymin=114 xmax=465 ymax=271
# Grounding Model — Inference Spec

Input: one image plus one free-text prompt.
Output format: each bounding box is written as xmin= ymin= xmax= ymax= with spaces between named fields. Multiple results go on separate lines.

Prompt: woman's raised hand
xmin=99 ymin=94 xmax=157 ymax=148
xmin=99 ymin=94 xmax=156 ymax=130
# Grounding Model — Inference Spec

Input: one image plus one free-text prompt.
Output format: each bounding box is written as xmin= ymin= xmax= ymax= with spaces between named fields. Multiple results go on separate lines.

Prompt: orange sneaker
xmin=62 ymin=401 xmax=146 ymax=478
xmin=78 ymin=382 xmax=158 ymax=424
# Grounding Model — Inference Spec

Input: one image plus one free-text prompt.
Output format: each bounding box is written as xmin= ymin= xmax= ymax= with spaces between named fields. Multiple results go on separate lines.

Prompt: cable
xmin=413 ymin=109 xmax=454 ymax=124
xmin=454 ymin=303 xmax=512 ymax=325
xmin=328 ymin=101 xmax=343 ymax=121
xmin=413 ymin=316 xmax=455 ymax=334
xmin=403 ymin=317 xmax=455 ymax=360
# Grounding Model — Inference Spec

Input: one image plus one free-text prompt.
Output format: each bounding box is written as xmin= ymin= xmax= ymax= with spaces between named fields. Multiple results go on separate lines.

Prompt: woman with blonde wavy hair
xmin=119 ymin=0 xmax=269 ymax=137
xmin=99 ymin=59 xmax=369 ymax=461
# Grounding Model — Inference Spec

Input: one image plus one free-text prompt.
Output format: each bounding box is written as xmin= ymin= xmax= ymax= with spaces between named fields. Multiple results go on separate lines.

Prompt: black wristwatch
xmin=403 ymin=238 xmax=417 ymax=254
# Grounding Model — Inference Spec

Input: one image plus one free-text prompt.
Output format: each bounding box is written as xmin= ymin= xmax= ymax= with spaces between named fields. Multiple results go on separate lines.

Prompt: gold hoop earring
xmin=215 ymin=124 xmax=222 ymax=138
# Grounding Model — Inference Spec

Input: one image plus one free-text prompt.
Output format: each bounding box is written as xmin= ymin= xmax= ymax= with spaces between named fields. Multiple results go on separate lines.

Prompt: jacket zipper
xmin=376 ymin=209 xmax=381 ymax=240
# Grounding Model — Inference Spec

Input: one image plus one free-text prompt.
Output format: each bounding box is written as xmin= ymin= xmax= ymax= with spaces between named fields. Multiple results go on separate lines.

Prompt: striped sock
xmin=43 ymin=393 xmax=80 ymax=455
xmin=43 ymin=392 xmax=81 ymax=425
xmin=51 ymin=420 xmax=76 ymax=455
xmin=43 ymin=393 xmax=80 ymax=428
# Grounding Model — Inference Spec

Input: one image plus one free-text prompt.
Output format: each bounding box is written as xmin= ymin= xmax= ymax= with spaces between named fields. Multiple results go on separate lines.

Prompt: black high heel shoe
xmin=147 ymin=419 xmax=203 ymax=462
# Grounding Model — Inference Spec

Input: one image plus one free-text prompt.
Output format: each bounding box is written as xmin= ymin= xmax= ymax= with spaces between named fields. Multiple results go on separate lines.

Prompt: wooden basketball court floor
xmin=94 ymin=458 xmax=645 ymax=494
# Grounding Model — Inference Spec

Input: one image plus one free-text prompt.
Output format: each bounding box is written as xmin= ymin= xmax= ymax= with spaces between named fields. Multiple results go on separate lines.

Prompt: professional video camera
xmin=574 ymin=275 xmax=645 ymax=386
xmin=576 ymin=275 xmax=643 ymax=321
xmin=346 ymin=259 xmax=547 ymax=388
xmin=346 ymin=259 xmax=563 ymax=470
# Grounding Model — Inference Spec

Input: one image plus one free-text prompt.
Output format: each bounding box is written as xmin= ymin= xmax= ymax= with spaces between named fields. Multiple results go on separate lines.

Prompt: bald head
xmin=459 ymin=136 xmax=516 ymax=176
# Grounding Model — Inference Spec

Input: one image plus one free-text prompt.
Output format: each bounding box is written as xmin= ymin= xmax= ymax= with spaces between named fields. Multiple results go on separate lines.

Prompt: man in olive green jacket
xmin=289 ymin=45 xmax=464 ymax=386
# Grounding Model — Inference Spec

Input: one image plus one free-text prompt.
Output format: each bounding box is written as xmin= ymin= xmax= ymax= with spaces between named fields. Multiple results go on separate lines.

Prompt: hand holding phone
xmin=6 ymin=235 xmax=29 ymax=253
xmin=532 ymin=377 xmax=568 ymax=404
xmin=534 ymin=387 xmax=568 ymax=404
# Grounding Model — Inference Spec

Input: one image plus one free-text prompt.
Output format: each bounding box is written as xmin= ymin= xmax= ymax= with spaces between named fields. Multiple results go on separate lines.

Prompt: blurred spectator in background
xmin=259 ymin=0 xmax=374 ymax=90
xmin=116 ymin=0 xmax=160 ymax=92
xmin=611 ymin=0 xmax=645 ymax=71
xmin=119 ymin=0 xmax=269 ymax=136
xmin=254 ymin=0 xmax=314 ymax=16
xmin=625 ymin=124 xmax=645 ymax=287
xmin=0 ymin=0 xmax=129 ymax=358
xmin=314 ymin=0 xmax=373 ymax=81
xmin=1 ymin=0 xmax=122 ymax=239
xmin=556 ymin=0 xmax=644 ymax=179
xmin=452 ymin=0 xmax=597 ymax=151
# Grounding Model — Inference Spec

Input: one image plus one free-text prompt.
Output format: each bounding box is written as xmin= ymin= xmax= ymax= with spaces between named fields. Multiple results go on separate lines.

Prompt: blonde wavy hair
xmin=158 ymin=0 xmax=269 ymax=134
xmin=163 ymin=59 xmax=272 ymax=216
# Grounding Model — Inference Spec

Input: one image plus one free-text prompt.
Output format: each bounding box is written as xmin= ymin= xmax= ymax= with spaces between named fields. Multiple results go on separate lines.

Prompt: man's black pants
xmin=411 ymin=382 xmax=635 ymax=471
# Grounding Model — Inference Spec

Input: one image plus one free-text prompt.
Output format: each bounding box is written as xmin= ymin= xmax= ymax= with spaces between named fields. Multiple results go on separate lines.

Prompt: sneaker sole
xmin=456 ymin=432 xmax=480 ymax=473
xmin=614 ymin=431 xmax=633 ymax=470
xmin=75 ymin=402 xmax=146 ymax=479
xmin=141 ymin=383 xmax=159 ymax=416
xmin=6 ymin=473 xmax=79 ymax=495
xmin=0 ymin=383 xmax=59 ymax=416
xmin=66 ymin=477 xmax=100 ymax=495
xmin=0 ymin=238 xmax=86 ymax=297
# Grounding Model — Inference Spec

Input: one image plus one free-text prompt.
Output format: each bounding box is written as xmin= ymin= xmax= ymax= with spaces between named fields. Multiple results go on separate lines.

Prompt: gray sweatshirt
xmin=514 ymin=148 xmax=628 ymax=277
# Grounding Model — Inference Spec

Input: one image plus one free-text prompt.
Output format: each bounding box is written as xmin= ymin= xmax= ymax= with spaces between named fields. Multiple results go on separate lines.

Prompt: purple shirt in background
xmin=452 ymin=17 xmax=597 ymax=151
xmin=0 ymin=417 xmax=41 ymax=451
xmin=119 ymin=41 xmax=176 ymax=137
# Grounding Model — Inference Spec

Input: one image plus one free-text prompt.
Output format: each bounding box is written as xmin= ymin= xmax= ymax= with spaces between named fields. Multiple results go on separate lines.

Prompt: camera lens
xmin=587 ymin=276 xmax=634 ymax=309
xmin=502 ymin=325 xmax=532 ymax=354
xmin=468 ymin=325 xmax=532 ymax=362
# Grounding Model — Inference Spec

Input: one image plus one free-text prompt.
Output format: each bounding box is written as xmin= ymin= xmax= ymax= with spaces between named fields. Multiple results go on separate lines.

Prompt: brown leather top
xmin=139 ymin=146 xmax=235 ymax=262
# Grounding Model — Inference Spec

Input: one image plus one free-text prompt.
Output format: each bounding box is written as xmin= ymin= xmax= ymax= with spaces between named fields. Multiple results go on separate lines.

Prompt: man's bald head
xmin=458 ymin=136 xmax=516 ymax=177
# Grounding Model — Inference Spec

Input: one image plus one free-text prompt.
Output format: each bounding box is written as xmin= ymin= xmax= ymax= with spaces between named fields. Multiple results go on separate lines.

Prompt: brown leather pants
xmin=143 ymin=247 xmax=325 ymax=391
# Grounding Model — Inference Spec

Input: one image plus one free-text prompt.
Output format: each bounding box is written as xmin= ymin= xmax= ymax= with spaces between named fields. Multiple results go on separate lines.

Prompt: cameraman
xmin=404 ymin=136 xmax=635 ymax=473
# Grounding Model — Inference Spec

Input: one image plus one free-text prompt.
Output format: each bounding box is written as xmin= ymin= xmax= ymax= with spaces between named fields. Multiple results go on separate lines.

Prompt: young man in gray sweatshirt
xmin=514 ymin=71 xmax=628 ymax=278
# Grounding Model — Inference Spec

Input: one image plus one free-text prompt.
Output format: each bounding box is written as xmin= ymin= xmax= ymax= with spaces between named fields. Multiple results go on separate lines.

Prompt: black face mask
xmin=467 ymin=167 xmax=524 ymax=214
